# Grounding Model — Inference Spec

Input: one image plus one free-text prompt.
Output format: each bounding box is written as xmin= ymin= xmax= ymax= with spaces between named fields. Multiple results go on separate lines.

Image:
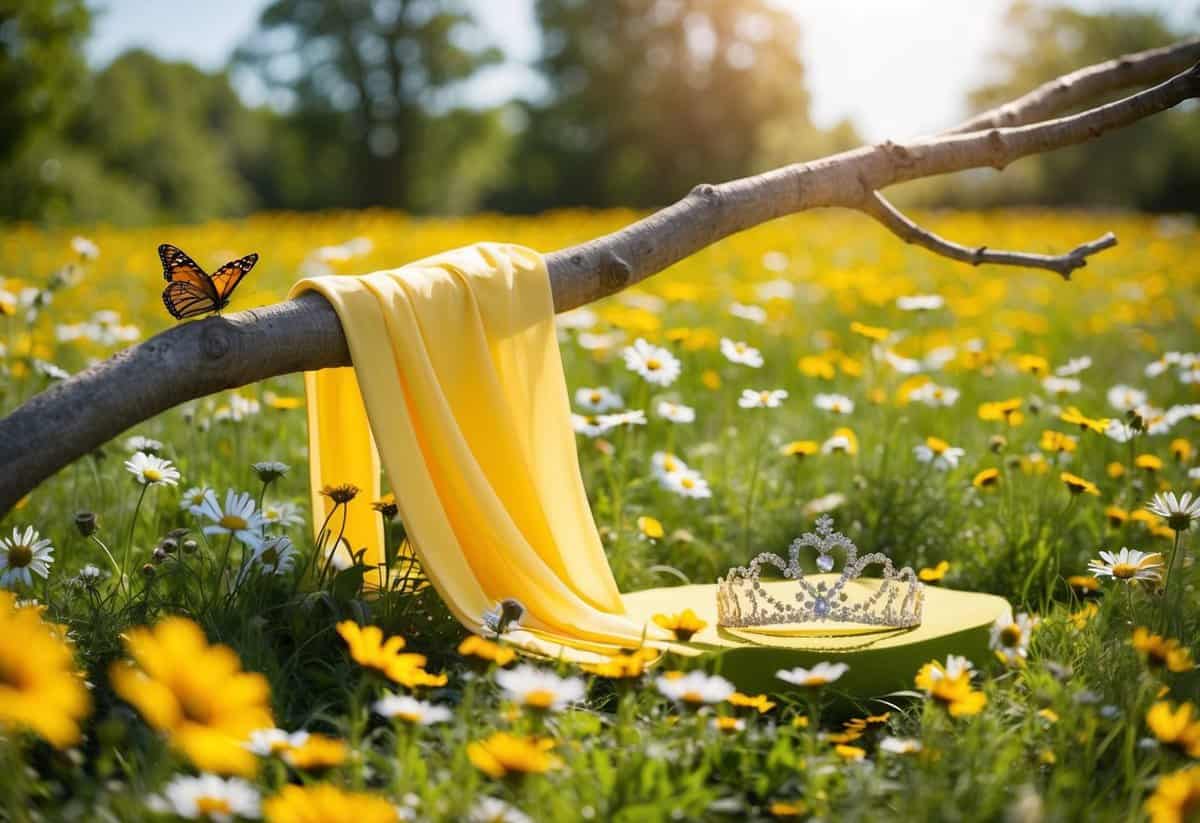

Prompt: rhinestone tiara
xmin=716 ymin=516 xmax=924 ymax=631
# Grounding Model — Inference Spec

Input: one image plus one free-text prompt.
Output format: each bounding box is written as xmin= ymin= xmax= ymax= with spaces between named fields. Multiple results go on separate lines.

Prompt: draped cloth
xmin=291 ymin=243 xmax=671 ymax=661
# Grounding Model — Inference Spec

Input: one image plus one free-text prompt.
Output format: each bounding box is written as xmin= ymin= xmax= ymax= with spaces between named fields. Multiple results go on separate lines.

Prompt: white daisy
xmin=913 ymin=438 xmax=965 ymax=470
xmin=33 ymin=359 xmax=70 ymax=380
xmin=574 ymin=386 xmax=624 ymax=413
xmin=879 ymin=736 xmax=923 ymax=754
xmin=555 ymin=308 xmax=597 ymax=330
xmin=251 ymin=461 xmax=290 ymax=483
xmin=655 ymin=671 xmax=735 ymax=705
xmin=571 ymin=413 xmax=611 ymax=438
xmin=755 ymin=279 xmax=795 ymax=300
xmin=597 ymin=409 xmax=647 ymax=429
xmin=1104 ymin=418 xmax=1136 ymax=444
xmin=656 ymin=400 xmax=696 ymax=423
xmin=0 ymin=526 xmax=55 ymax=588
xmin=622 ymin=338 xmax=681 ymax=386
xmin=1055 ymin=356 xmax=1092 ymax=376
xmin=989 ymin=610 xmax=1038 ymax=666
xmin=71 ymin=563 xmax=106 ymax=587
xmin=728 ymin=303 xmax=768 ymax=324
xmin=495 ymin=664 xmax=586 ymax=712
xmin=71 ymin=235 xmax=100 ymax=259
xmin=720 ymin=337 xmax=764 ymax=367
xmin=1107 ymin=384 xmax=1147 ymax=412
xmin=124 ymin=452 xmax=181 ymax=487
xmin=180 ymin=486 xmax=212 ymax=513
xmin=923 ymin=346 xmax=957 ymax=371
xmin=124 ymin=435 xmax=163 ymax=454
xmin=468 ymin=798 xmax=533 ymax=823
xmin=776 ymin=662 xmax=849 ymax=688
xmin=152 ymin=773 xmax=261 ymax=821
xmin=373 ymin=694 xmax=453 ymax=725
xmin=738 ymin=389 xmax=788 ymax=409
xmin=244 ymin=728 xmax=309 ymax=757
xmin=1087 ymin=547 xmax=1164 ymax=584
xmin=248 ymin=537 xmax=297 ymax=576
xmin=802 ymin=493 xmax=846 ymax=516
xmin=260 ymin=500 xmax=304 ymax=528
xmin=194 ymin=489 xmax=265 ymax=549
xmin=1042 ymin=376 xmax=1081 ymax=395
xmin=821 ymin=432 xmax=855 ymax=455
xmin=883 ymin=350 xmax=922 ymax=374
xmin=814 ymin=393 xmax=854 ymax=414
xmin=577 ymin=330 xmax=625 ymax=352
xmin=651 ymin=451 xmax=691 ymax=479
xmin=1145 ymin=491 xmax=1200 ymax=532
xmin=897 ymin=294 xmax=944 ymax=311
xmin=908 ymin=382 xmax=960 ymax=407
xmin=663 ymin=468 xmax=713 ymax=499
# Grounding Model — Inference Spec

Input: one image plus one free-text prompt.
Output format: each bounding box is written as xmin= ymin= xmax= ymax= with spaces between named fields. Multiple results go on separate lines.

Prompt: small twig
xmin=859 ymin=191 xmax=1118 ymax=280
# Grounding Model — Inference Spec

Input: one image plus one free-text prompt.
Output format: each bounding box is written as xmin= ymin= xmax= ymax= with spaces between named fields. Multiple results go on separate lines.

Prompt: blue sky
xmin=85 ymin=0 xmax=1194 ymax=142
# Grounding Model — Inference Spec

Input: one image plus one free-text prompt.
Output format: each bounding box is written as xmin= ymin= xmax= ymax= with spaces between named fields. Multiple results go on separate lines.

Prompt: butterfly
xmin=159 ymin=243 xmax=259 ymax=320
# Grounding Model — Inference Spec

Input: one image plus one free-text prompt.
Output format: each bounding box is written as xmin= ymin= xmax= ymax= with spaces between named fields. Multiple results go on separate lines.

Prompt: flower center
xmin=1000 ymin=625 xmax=1022 ymax=647
xmin=219 ymin=514 xmax=248 ymax=531
xmin=6 ymin=543 xmax=32 ymax=568
xmin=645 ymin=358 xmax=662 ymax=371
xmin=195 ymin=797 xmax=232 ymax=816
xmin=804 ymin=676 xmax=829 ymax=687
xmin=397 ymin=711 xmax=423 ymax=724
xmin=142 ymin=468 xmax=163 ymax=482
xmin=681 ymin=477 xmax=695 ymax=489
xmin=1111 ymin=563 xmax=1138 ymax=579
xmin=759 ymin=392 xmax=771 ymax=403
xmin=589 ymin=391 xmax=601 ymax=403
xmin=261 ymin=548 xmax=279 ymax=566
xmin=524 ymin=689 xmax=557 ymax=709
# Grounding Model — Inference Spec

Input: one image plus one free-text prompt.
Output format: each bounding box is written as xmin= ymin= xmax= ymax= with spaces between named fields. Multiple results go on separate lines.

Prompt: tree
xmin=498 ymin=0 xmax=857 ymax=211
xmin=235 ymin=0 xmax=502 ymax=210
xmin=959 ymin=1 xmax=1200 ymax=211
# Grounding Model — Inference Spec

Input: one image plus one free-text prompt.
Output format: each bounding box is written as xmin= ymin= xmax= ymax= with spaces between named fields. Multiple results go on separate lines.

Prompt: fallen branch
xmin=2 ymin=49 xmax=1198 ymax=516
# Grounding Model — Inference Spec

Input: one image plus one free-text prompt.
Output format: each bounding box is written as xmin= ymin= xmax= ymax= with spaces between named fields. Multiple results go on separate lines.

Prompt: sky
xmin=85 ymin=0 xmax=1195 ymax=142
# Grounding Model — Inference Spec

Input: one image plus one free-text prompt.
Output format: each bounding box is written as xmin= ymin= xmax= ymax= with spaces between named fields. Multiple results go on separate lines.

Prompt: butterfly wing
xmin=210 ymin=253 xmax=258 ymax=303
xmin=158 ymin=244 xmax=217 ymax=296
xmin=162 ymin=281 xmax=219 ymax=320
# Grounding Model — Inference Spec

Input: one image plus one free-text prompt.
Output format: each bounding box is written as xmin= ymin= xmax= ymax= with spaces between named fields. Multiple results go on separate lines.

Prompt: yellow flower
xmin=109 ymin=616 xmax=272 ymax=776
xmin=1169 ymin=439 xmax=1193 ymax=463
xmin=283 ymin=733 xmax=348 ymax=770
xmin=973 ymin=468 xmax=1001 ymax=489
xmin=337 ymin=621 xmax=444 ymax=687
xmin=791 ymin=716 xmax=809 ymax=729
xmin=319 ymin=483 xmax=360 ymax=504
xmin=1060 ymin=472 xmax=1100 ymax=496
xmin=637 ymin=516 xmax=665 ymax=539
xmin=978 ymin=398 xmax=1023 ymax=426
xmin=1070 ymin=601 xmax=1099 ymax=629
xmin=1037 ymin=708 xmax=1060 ymax=724
xmin=1106 ymin=506 xmax=1130 ymax=527
xmin=652 ymin=609 xmax=707 ymax=641
xmin=915 ymin=658 xmax=987 ymax=717
xmin=1136 ymin=454 xmax=1165 ymax=473
xmin=263 ymin=784 xmax=399 ymax=823
xmin=849 ymin=321 xmax=889 ymax=342
xmin=918 ymin=560 xmax=950 ymax=582
xmin=1107 ymin=461 xmax=1127 ymax=479
xmin=1134 ymin=629 xmax=1196 ymax=673
xmin=701 ymin=369 xmax=721 ymax=390
xmin=1015 ymin=354 xmax=1049 ymax=376
xmin=580 ymin=648 xmax=655 ymax=679
xmin=780 ymin=440 xmax=819 ymax=458
xmin=263 ymin=393 xmax=304 ymax=410
xmin=729 ymin=692 xmax=776 ymax=714
xmin=712 ymin=716 xmax=745 ymax=734
xmin=458 ymin=635 xmax=516 ymax=667
xmin=0 ymin=592 xmax=91 ymax=748
xmin=1144 ymin=766 xmax=1200 ymax=823
xmin=1039 ymin=430 xmax=1077 ymax=454
xmin=467 ymin=732 xmax=562 ymax=778
xmin=798 ymin=355 xmax=835 ymax=380
xmin=1146 ymin=701 xmax=1200 ymax=757
xmin=1067 ymin=575 xmax=1100 ymax=596
xmin=1060 ymin=406 xmax=1109 ymax=434
xmin=835 ymin=744 xmax=867 ymax=761
xmin=768 ymin=800 xmax=809 ymax=818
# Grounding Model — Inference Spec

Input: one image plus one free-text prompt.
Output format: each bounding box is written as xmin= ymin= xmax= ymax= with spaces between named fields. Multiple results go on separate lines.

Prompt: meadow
xmin=0 ymin=208 xmax=1198 ymax=822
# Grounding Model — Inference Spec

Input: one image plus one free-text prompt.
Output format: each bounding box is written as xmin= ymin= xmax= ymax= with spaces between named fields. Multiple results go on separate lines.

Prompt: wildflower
xmin=336 ymin=622 xmax=442 ymax=687
xmin=195 ymin=490 xmax=266 ymax=549
xmin=251 ymin=461 xmax=290 ymax=484
xmin=282 ymin=733 xmax=347 ymax=770
xmin=973 ymin=468 xmax=1001 ymax=489
xmin=914 ymin=436 xmax=965 ymax=470
xmin=1169 ymin=439 xmax=1193 ymax=463
xmin=320 ymin=483 xmax=360 ymax=504
xmin=151 ymin=774 xmax=261 ymax=821
xmin=1108 ymin=384 xmax=1147 ymax=412
xmin=850 ymin=321 xmax=889 ymax=342
xmin=916 ymin=655 xmax=986 ymax=717
xmin=247 ymin=537 xmax=297 ymax=576
xmin=652 ymin=609 xmax=707 ymax=641
xmin=637 ymin=516 xmax=665 ymax=539
xmin=814 ymin=393 xmax=854 ymax=414
xmin=1015 ymin=354 xmax=1049 ymax=376
xmin=373 ymin=694 xmax=453 ymax=725
xmin=990 ymin=611 xmax=1037 ymax=666
xmin=571 ymin=413 xmax=610 ymax=437
xmin=701 ymin=369 xmax=721 ymax=390
xmin=780 ymin=440 xmax=819 ymax=458
xmin=109 ymin=617 xmax=272 ymax=775
xmin=482 ymin=599 xmax=525 ymax=635
xmin=263 ymin=392 xmax=304 ymax=410
xmin=835 ymin=744 xmax=867 ymax=761
xmin=909 ymin=381 xmax=960 ymax=407
xmin=125 ymin=452 xmax=182 ymax=486
xmin=1068 ymin=575 xmax=1100 ymax=596
xmin=1060 ymin=472 xmax=1100 ymax=496
xmin=1146 ymin=491 xmax=1200 ymax=532
xmin=495 ymin=664 xmax=586 ymax=713
xmin=580 ymin=648 xmax=655 ymax=679
xmin=622 ymin=338 xmax=681 ymax=386
xmin=33 ymin=359 xmax=70 ymax=380
xmin=1133 ymin=628 xmax=1196 ymax=673
xmin=798 ymin=354 xmax=835 ymax=380
xmin=262 ymin=784 xmax=398 ymax=823
xmin=879 ymin=736 xmax=923 ymax=755
xmin=244 ymin=728 xmax=308 ymax=758
xmin=597 ymin=409 xmax=647 ymax=430
xmin=1137 ymin=454 xmax=1165 ymax=473
xmin=897 ymin=294 xmax=944 ymax=311
xmin=663 ymin=468 xmax=713 ymax=499
xmin=71 ymin=235 xmax=99 ymax=259
xmin=125 ymin=435 xmax=164 ymax=454
xmin=1146 ymin=701 xmax=1200 ymax=757
xmin=1144 ymin=766 xmax=1200 ymax=823
xmin=803 ymin=493 xmax=846 ymax=516
xmin=0 ymin=526 xmax=55 ymax=587
xmin=655 ymin=670 xmax=735 ymax=705
xmin=468 ymin=798 xmax=534 ymax=823
xmin=918 ymin=560 xmax=950 ymax=583
xmin=739 ymin=388 xmax=788 ymax=408
xmin=181 ymin=486 xmax=211 ymax=513
xmin=459 ymin=635 xmax=517 ymax=667
xmin=978 ymin=398 xmax=1023 ymax=426
xmin=720 ymin=337 xmax=764 ymax=368
xmin=768 ymin=800 xmax=810 ymax=818
xmin=1060 ymin=406 xmax=1108 ymax=434
xmin=261 ymin=501 xmax=304 ymax=528
xmin=1070 ymin=601 xmax=1099 ymax=629
xmin=822 ymin=428 xmax=858 ymax=455
xmin=468 ymin=733 xmax=562 ymax=778
xmin=1088 ymin=548 xmax=1164 ymax=585
xmin=655 ymin=399 xmax=695 ymax=423
xmin=1039 ymin=430 xmax=1077 ymax=455
xmin=651 ymin=451 xmax=689 ymax=479
xmin=729 ymin=692 xmax=776 ymax=714
xmin=574 ymin=386 xmax=623 ymax=412
xmin=776 ymin=662 xmax=849 ymax=688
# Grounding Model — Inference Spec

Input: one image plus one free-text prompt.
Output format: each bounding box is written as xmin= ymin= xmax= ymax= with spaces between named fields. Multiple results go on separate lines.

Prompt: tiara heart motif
xmin=716 ymin=516 xmax=924 ymax=631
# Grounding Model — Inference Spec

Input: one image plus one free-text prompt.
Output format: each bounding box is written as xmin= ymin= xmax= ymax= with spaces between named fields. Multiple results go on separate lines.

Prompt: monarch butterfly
xmin=159 ymin=243 xmax=258 ymax=320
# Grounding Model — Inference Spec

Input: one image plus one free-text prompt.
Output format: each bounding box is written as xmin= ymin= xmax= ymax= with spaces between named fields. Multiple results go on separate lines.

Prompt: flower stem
xmin=122 ymin=484 xmax=149 ymax=591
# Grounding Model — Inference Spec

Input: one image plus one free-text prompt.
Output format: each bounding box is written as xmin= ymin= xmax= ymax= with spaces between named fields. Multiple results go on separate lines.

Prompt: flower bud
xmin=74 ymin=511 xmax=97 ymax=537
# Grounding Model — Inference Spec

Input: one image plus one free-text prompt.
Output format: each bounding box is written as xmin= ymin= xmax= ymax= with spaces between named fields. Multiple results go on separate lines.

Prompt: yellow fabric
xmin=292 ymin=241 xmax=1011 ymax=686
xmin=292 ymin=243 xmax=671 ymax=661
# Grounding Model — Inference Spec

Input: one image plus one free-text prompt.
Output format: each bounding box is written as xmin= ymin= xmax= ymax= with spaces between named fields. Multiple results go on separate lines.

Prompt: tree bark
xmin=1 ymin=49 xmax=1198 ymax=517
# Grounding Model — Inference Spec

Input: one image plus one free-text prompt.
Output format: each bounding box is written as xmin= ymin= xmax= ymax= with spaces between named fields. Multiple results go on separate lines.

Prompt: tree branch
xmin=948 ymin=37 xmax=1200 ymax=134
xmin=860 ymin=191 xmax=1117 ymax=279
xmin=2 ymin=51 xmax=1198 ymax=516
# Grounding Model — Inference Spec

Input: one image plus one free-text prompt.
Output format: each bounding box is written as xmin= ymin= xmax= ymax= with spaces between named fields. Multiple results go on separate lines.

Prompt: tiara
xmin=716 ymin=516 xmax=924 ymax=631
